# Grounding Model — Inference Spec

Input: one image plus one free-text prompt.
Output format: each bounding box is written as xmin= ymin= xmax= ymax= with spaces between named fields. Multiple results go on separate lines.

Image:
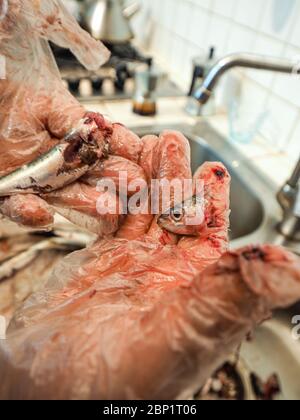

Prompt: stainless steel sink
xmin=240 ymin=314 xmax=300 ymax=400
xmin=132 ymin=120 xmax=300 ymax=400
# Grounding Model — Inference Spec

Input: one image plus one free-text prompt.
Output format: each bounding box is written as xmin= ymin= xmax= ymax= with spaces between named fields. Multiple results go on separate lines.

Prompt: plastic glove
xmin=0 ymin=0 xmax=144 ymax=236
xmin=0 ymin=0 xmax=110 ymax=175
xmin=1 ymin=239 xmax=300 ymax=399
xmin=1 ymin=124 xmax=300 ymax=399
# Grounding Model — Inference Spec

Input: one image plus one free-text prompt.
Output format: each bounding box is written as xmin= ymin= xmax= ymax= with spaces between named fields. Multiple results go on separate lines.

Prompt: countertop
xmin=85 ymin=96 xmax=294 ymax=190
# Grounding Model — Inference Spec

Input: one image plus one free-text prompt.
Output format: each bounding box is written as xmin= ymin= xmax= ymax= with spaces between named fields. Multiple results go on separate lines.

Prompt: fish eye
xmin=171 ymin=209 xmax=183 ymax=222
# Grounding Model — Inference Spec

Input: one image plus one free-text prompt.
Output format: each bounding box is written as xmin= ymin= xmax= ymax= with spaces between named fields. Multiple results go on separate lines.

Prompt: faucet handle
xmin=277 ymin=183 xmax=297 ymax=211
xmin=277 ymin=182 xmax=300 ymax=241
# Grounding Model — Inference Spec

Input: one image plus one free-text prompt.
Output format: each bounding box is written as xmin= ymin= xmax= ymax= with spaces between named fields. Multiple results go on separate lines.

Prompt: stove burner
xmin=51 ymin=42 xmax=152 ymax=97
xmin=50 ymin=42 xmax=182 ymax=101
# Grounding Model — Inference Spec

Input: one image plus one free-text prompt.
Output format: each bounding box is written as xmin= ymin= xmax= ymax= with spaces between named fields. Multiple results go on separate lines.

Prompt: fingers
xmin=139 ymin=134 xmax=160 ymax=181
xmin=36 ymin=0 xmax=110 ymax=70
xmin=178 ymin=162 xmax=231 ymax=272
xmin=83 ymin=156 xmax=153 ymax=240
xmin=140 ymin=131 xmax=191 ymax=185
xmin=4 ymin=243 xmax=299 ymax=399
xmin=45 ymin=94 xmax=86 ymax=140
xmin=0 ymin=194 xmax=54 ymax=228
xmin=107 ymin=131 xmax=186 ymax=243
xmin=116 ymin=214 xmax=153 ymax=240
xmin=1 ymin=0 xmax=110 ymax=70
xmin=109 ymin=123 xmax=143 ymax=164
xmin=83 ymin=156 xmax=147 ymax=195
xmin=144 ymin=131 xmax=192 ymax=244
xmin=145 ymin=219 xmax=179 ymax=245
xmin=155 ymin=130 xmax=192 ymax=183
xmin=43 ymin=182 xmax=122 ymax=236
xmin=141 ymin=133 xmax=171 ymax=243
xmin=234 ymin=244 xmax=300 ymax=309
xmin=85 ymin=134 xmax=153 ymax=240
xmin=92 ymin=245 xmax=300 ymax=399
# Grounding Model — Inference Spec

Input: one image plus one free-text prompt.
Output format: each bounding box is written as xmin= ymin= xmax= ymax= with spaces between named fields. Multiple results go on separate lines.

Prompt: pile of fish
xmin=0 ymin=233 xmax=87 ymax=323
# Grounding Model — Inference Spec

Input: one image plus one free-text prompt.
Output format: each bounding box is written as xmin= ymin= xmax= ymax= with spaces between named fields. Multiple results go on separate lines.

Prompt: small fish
xmin=52 ymin=206 xmax=119 ymax=237
xmin=0 ymin=237 xmax=83 ymax=282
xmin=158 ymin=195 xmax=205 ymax=236
xmin=0 ymin=117 xmax=110 ymax=197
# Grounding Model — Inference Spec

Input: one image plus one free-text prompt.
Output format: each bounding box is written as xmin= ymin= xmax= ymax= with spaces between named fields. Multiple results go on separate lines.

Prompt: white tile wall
xmin=234 ymin=0 xmax=263 ymax=29
xmin=132 ymin=0 xmax=300 ymax=161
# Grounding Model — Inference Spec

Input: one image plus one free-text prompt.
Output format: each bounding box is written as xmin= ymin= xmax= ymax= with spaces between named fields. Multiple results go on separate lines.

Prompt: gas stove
xmin=51 ymin=42 xmax=182 ymax=103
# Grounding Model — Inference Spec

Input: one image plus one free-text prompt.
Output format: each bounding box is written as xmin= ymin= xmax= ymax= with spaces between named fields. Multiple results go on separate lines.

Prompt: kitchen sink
xmin=240 ymin=314 xmax=300 ymax=400
xmin=132 ymin=120 xmax=300 ymax=400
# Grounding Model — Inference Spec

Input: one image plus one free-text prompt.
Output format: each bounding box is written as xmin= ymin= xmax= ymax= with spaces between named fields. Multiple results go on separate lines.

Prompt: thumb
xmin=37 ymin=0 xmax=110 ymax=70
xmin=76 ymin=244 xmax=300 ymax=399
xmin=135 ymin=244 xmax=300 ymax=399
xmin=178 ymin=162 xmax=231 ymax=272
xmin=2 ymin=0 xmax=110 ymax=70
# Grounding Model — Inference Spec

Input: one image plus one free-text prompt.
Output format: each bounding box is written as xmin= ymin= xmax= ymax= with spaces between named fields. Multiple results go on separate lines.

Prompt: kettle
xmin=82 ymin=0 xmax=140 ymax=43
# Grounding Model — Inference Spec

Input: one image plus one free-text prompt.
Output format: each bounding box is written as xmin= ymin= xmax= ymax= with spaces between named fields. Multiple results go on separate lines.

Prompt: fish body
xmin=53 ymin=206 xmax=119 ymax=237
xmin=0 ymin=116 xmax=109 ymax=197
xmin=0 ymin=237 xmax=82 ymax=282
xmin=0 ymin=144 xmax=89 ymax=196
xmin=158 ymin=195 xmax=205 ymax=236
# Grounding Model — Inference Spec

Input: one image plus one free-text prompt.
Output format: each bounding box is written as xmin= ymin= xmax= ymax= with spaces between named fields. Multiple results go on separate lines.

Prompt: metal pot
xmin=82 ymin=0 xmax=140 ymax=43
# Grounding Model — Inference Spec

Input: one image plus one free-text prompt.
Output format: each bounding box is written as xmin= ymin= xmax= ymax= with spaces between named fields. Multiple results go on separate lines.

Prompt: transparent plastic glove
xmin=1 ymin=127 xmax=299 ymax=399
xmin=1 ymin=240 xmax=300 ymax=400
xmin=0 ymin=2 xmax=148 ymax=234
xmin=0 ymin=131 xmax=234 ymax=399
xmin=0 ymin=0 xmax=116 ymax=230
xmin=0 ymin=0 xmax=110 ymax=173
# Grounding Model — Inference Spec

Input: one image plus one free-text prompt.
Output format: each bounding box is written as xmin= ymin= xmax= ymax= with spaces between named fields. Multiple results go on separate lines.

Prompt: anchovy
xmin=0 ymin=237 xmax=84 ymax=282
xmin=52 ymin=207 xmax=119 ymax=237
xmin=0 ymin=117 xmax=109 ymax=197
xmin=158 ymin=195 xmax=205 ymax=236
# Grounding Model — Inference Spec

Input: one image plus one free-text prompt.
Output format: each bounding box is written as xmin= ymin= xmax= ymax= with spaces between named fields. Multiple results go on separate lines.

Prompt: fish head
xmin=158 ymin=195 xmax=205 ymax=236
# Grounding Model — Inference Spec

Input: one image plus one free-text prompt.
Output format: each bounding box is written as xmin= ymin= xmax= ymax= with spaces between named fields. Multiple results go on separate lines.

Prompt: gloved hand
xmin=0 ymin=0 xmax=110 ymax=173
xmin=0 ymin=0 xmax=142 ymax=235
xmin=1 ymin=129 xmax=300 ymax=400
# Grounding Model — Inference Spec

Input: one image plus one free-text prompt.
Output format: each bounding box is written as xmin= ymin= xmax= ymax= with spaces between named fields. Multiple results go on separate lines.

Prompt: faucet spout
xmin=277 ymin=157 xmax=300 ymax=241
xmin=194 ymin=53 xmax=300 ymax=105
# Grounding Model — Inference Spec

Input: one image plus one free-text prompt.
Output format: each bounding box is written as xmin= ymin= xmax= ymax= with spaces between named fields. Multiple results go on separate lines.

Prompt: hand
xmin=0 ymin=0 xmax=116 ymax=231
xmin=0 ymin=0 xmax=146 ymax=235
xmin=2 ymin=128 xmax=300 ymax=399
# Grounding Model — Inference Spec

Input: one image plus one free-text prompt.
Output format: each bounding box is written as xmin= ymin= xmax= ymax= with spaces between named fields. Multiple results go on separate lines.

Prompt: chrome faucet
xmin=277 ymin=160 xmax=300 ymax=241
xmin=193 ymin=53 xmax=300 ymax=104
xmin=193 ymin=53 xmax=300 ymax=241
